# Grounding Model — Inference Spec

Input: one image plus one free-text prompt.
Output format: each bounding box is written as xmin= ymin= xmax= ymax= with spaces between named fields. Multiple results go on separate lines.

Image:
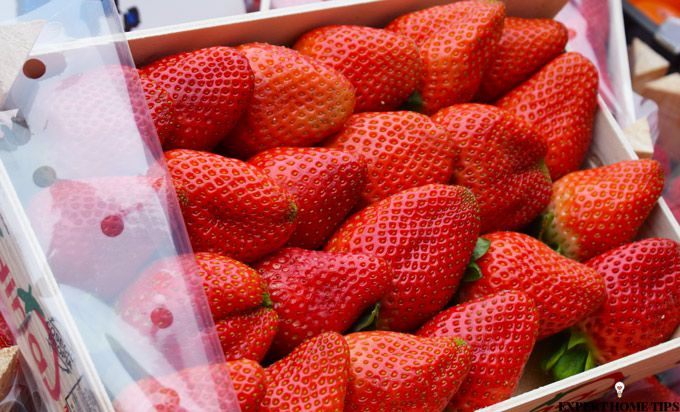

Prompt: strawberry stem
xmin=350 ymin=303 xmax=380 ymax=332
xmin=262 ymin=292 xmax=273 ymax=308
xmin=463 ymin=237 xmax=490 ymax=282
xmin=542 ymin=329 xmax=598 ymax=381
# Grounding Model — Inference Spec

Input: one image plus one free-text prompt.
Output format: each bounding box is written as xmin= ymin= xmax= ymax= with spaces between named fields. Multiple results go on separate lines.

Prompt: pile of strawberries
xmin=110 ymin=1 xmax=680 ymax=411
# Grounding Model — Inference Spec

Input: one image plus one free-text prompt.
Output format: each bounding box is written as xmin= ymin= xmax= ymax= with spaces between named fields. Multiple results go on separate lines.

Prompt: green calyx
xmin=286 ymin=201 xmax=299 ymax=223
xmin=262 ymin=292 xmax=273 ymax=309
xmin=350 ymin=303 xmax=380 ymax=333
xmin=463 ymin=237 xmax=490 ymax=283
xmin=542 ymin=329 xmax=598 ymax=381
xmin=399 ymin=91 xmax=424 ymax=113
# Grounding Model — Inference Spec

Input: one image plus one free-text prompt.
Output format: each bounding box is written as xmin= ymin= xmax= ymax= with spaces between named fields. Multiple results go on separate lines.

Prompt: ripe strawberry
xmin=294 ymin=25 xmax=422 ymax=112
xmin=220 ymin=43 xmax=355 ymax=158
xmin=542 ymin=160 xmax=665 ymax=262
xmin=165 ymin=149 xmax=298 ymax=263
xmin=325 ymin=112 xmax=456 ymax=205
xmin=139 ymin=74 xmax=176 ymax=146
xmin=459 ymin=232 xmax=605 ymax=339
xmin=254 ymin=247 xmax=391 ymax=358
xmin=249 ymin=147 xmax=367 ymax=249
xmin=387 ymin=0 xmax=505 ymax=114
xmin=496 ymin=52 xmax=599 ymax=180
xmin=417 ymin=291 xmax=540 ymax=411
xmin=261 ymin=332 xmax=350 ymax=411
xmin=140 ymin=46 xmax=253 ymax=151
xmin=475 ymin=17 xmax=568 ymax=102
xmin=228 ymin=359 xmax=267 ymax=412
xmin=29 ymin=176 xmax=167 ymax=298
xmin=194 ymin=253 xmax=278 ymax=362
xmin=432 ymin=104 xmax=552 ymax=233
xmin=579 ymin=238 xmax=680 ymax=363
xmin=113 ymin=362 xmax=245 ymax=411
xmin=325 ymin=184 xmax=480 ymax=331
xmin=344 ymin=331 xmax=473 ymax=412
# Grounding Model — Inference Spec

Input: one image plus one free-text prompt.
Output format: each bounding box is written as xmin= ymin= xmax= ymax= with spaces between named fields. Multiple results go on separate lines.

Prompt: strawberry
xmin=325 ymin=184 xmax=480 ymax=332
xmin=417 ymin=291 xmax=540 ymax=411
xmin=140 ymin=74 xmax=176 ymax=146
xmin=113 ymin=362 xmax=245 ymax=411
xmin=387 ymin=0 xmax=505 ymax=114
xmin=165 ymin=149 xmax=298 ymax=262
xmin=220 ymin=43 xmax=355 ymax=158
xmin=28 ymin=176 xmax=167 ymax=298
xmin=432 ymin=104 xmax=552 ymax=233
xmin=475 ymin=17 xmax=568 ymax=102
xmin=324 ymin=112 xmax=456 ymax=205
xmin=261 ymin=332 xmax=349 ymax=411
xmin=344 ymin=331 xmax=473 ymax=412
xmin=140 ymin=46 xmax=253 ymax=151
xmin=254 ymin=247 xmax=391 ymax=358
xmin=194 ymin=253 xmax=278 ymax=362
xmin=249 ymin=147 xmax=367 ymax=249
xmin=542 ymin=160 xmax=665 ymax=262
xmin=228 ymin=359 xmax=267 ymax=412
xmin=579 ymin=238 xmax=680 ymax=363
xmin=294 ymin=25 xmax=422 ymax=112
xmin=459 ymin=232 xmax=605 ymax=339
xmin=496 ymin=52 xmax=599 ymax=180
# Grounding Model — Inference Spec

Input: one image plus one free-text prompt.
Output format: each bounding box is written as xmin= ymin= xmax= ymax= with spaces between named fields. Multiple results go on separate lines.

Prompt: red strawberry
xmin=344 ymin=331 xmax=473 ymax=412
xmin=249 ymin=147 xmax=367 ymax=249
xmin=579 ymin=238 xmax=680 ymax=363
xmin=228 ymin=359 xmax=267 ymax=412
xmin=294 ymin=25 xmax=422 ymax=112
xmin=325 ymin=112 xmax=456 ymax=205
xmin=475 ymin=17 xmax=568 ymax=102
xmin=220 ymin=43 xmax=355 ymax=158
xmin=0 ymin=315 xmax=14 ymax=348
xmin=496 ymin=52 xmax=599 ymax=180
xmin=215 ymin=308 xmax=278 ymax=362
xmin=325 ymin=184 xmax=480 ymax=331
xmin=254 ymin=247 xmax=391 ymax=358
xmin=261 ymin=332 xmax=349 ymax=411
xmin=139 ymin=74 xmax=175 ymax=146
xmin=542 ymin=160 xmax=665 ymax=261
xmin=387 ymin=0 xmax=505 ymax=114
xmin=113 ymin=362 xmax=243 ymax=411
xmin=418 ymin=291 xmax=540 ymax=411
xmin=28 ymin=176 xmax=167 ymax=298
xmin=194 ymin=253 xmax=278 ymax=362
xmin=140 ymin=46 xmax=253 ymax=151
xmin=432 ymin=104 xmax=552 ymax=233
xmin=165 ymin=149 xmax=298 ymax=262
xmin=460 ymin=232 xmax=605 ymax=339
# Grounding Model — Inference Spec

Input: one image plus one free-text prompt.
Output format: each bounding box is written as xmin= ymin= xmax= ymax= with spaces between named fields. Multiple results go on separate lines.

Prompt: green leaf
xmin=471 ymin=237 xmax=490 ymax=261
xmin=350 ymin=303 xmax=380 ymax=332
xmin=542 ymin=339 xmax=568 ymax=372
xmin=399 ymin=91 xmax=424 ymax=113
xmin=538 ymin=212 xmax=554 ymax=243
xmin=551 ymin=347 xmax=589 ymax=381
xmin=463 ymin=262 xmax=482 ymax=282
xmin=585 ymin=351 xmax=596 ymax=371
xmin=262 ymin=292 xmax=273 ymax=309
xmin=567 ymin=330 xmax=587 ymax=349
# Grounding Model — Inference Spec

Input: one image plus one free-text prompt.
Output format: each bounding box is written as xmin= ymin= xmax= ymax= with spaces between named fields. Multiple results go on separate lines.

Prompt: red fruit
xmin=220 ymin=43 xmax=355 ymax=158
xmin=113 ymin=362 xmax=242 ymax=411
xmin=261 ymin=332 xmax=350 ymax=411
xmin=29 ymin=176 xmax=166 ymax=298
xmin=578 ymin=238 xmax=680 ymax=363
xmin=228 ymin=359 xmax=267 ymax=412
xmin=432 ymin=104 xmax=552 ymax=233
xmin=475 ymin=17 xmax=568 ymax=102
xmin=344 ymin=331 xmax=473 ymax=412
xmin=325 ymin=184 xmax=480 ymax=331
xmin=294 ymin=25 xmax=422 ymax=112
xmin=249 ymin=147 xmax=367 ymax=249
xmin=460 ymin=232 xmax=605 ymax=339
xmin=140 ymin=46 xmax=253 ymax=151
xmin=418 ymin=291 xmax=540 ymax=411
xmin=139 ymin=74 xmax=176 ymax=146
xmin=215 ymin=308 xmax=279 ymax=362
xmin=0 ymin=315 xmax=14 ymax=348
xmin=254 ymin=247 xmax=391 ymax=358
xmin=387 ymin=0 xmax=505 ymax=114
xmin=325 ymin=112 xmax=456 ymax=205
xmin=165 ymin=149 xmax=298 ymax=262
xmin=542 ymin=160 xmax=665 ymax=261
xmin=496 ymin=52 xmax=599 ymax=180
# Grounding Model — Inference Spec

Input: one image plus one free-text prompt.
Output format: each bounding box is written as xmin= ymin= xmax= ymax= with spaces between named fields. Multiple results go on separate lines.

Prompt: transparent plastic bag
xmin=0 ymin=0 xmax=239 ymax=410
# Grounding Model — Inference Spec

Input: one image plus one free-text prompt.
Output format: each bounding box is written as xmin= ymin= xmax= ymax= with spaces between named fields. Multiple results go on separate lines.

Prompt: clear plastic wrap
xmin=0 ymin=0 xmax=239 ymax=410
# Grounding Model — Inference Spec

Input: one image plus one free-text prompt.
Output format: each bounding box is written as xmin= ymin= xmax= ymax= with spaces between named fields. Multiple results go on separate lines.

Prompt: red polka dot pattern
xmin=228 ymin=359 xmax=267 ymax=412
xmin=215 ymin=308 xmax=279 ymax=362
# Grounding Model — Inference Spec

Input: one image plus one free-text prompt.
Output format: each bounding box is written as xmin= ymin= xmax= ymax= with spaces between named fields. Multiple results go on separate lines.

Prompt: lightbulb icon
xmin=615 ymin=381 xmax=625 ymax=398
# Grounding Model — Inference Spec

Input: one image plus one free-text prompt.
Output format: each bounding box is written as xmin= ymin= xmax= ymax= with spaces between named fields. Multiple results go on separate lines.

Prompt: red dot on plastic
xmin=100 ymin=215 xmax=124 ymax=237
xmin=150 ymin=307 xmax=173 ymax=329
